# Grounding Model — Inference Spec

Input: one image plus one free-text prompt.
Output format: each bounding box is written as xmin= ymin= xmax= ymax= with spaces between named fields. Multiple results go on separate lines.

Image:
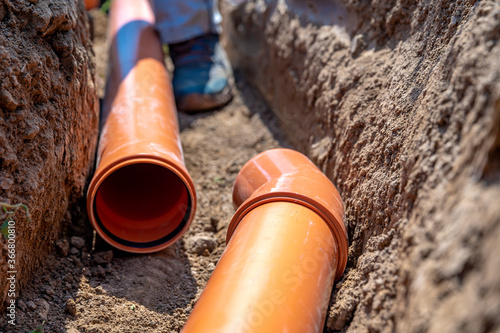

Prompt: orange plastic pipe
xmin=86 ymin=0 xmax=196 ymax=253
xmin=182 ymin=148 xmax=348 ymax=332
xmin=84 ymin=0 xmax=99 ymax=10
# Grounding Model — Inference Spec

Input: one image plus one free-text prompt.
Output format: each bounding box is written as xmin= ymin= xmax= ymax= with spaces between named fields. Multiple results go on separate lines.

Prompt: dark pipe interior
xmin=94 ymin=163 xmax=189 ymax=244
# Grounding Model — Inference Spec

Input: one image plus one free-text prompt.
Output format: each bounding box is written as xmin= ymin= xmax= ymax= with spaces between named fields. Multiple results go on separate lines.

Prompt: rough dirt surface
xmin=0 ymin=0 xmax=98 ymax=312
xmin=0 ymin=9 xmax=289 ymax=331
xmin=224 ymin=0 xmax=500 ymax=332
xmin=2 ymin=1 xmax=500 ymax=332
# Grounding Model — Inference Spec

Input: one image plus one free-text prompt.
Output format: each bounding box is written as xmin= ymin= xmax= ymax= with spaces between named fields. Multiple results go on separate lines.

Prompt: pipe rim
xmin=87 ymin=155 xmax=197 ymax=253
xmin=228 ymin=193 xmax=348 ymax=281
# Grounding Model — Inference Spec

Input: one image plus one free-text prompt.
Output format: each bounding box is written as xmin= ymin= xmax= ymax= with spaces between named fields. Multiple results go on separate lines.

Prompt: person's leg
xmin=153 ymin=0 xmax=232 ymax=112
xmin=153 ymin=0 xmax=221 ymax=44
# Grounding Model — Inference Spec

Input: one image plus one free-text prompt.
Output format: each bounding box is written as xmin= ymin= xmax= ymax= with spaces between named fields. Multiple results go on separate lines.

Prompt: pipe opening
xmin=93 ymin=163 xmax=191 ymax=247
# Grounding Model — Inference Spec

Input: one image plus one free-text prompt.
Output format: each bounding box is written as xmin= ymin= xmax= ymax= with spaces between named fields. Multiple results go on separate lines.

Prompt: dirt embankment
xmin=224 ymin=0 xmax=500 ymax=332
xmin=1 ymin=0 xmax=499 ymax=332
xmin=0 ymin=0 xmax=98 ymax=312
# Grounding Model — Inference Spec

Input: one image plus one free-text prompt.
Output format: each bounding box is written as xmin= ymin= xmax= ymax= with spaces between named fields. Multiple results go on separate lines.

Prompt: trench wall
xmin=223 ymin=0 xmax=500 ymax=331
xmin=0 ymin=0 xmax=98 ymax=310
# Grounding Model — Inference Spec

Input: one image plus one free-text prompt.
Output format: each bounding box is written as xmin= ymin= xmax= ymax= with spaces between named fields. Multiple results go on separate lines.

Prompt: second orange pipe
xmin=183 ymin=149 xmax=348 ymax=332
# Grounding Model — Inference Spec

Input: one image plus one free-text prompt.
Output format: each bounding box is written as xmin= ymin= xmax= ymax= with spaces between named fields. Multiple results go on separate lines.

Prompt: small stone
xmin=0 ymin=177 xmax=13 ymax=190
xmin=17 ymin=299 xmax=27 ymax=312
xmin=0 ymin=90 xmax=19 ymax=110
xmin=70 ymin=236 xmax=85 ymax=249
xmin=93 ymin=250 xmax=113 ymax=265
xmin=44 ymin=286 xmax=55 ymax=296
xmin=38 ymin=299 xmax=50 ymax=320
xmin=66 ymin=298 xmax=77 ymax=315
xmin=56 ymin=239 xmax=70 ymax=256
xmin=26 ymin=300 xmax=37 ymax=310
xmin=187 ymin=234 xmax=217 ymax=255
xmin=94 ymin=286 xmax=106 ymax=295
xmin=70 ymin=247 xmax=79 ymax=255
xmin=351 ymin=34 xmax=367 ymax=57
xmin=210 ymin=217 xmax=219 ymax=229
xmin=92 ymin=265 xmax=106 ymax=278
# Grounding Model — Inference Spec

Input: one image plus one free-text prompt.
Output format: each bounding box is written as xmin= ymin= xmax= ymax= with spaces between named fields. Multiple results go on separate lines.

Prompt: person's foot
xmin=169 ymin=33 xmax=233 ymax=112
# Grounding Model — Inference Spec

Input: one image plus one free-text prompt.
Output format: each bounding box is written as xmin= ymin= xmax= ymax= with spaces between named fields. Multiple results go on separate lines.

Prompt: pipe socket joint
xmin=183 ymin=148 xmax=348 ymax=332
xmin=230 ymin=148 xmax=348 ymax=280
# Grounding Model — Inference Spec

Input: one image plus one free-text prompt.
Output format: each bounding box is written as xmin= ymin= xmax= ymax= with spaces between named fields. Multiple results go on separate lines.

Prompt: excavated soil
xmin=2 ymin=1 xmax=500 ymax=333
xmin=0 ymin=9 xmax=289 ymax=332
xmin=224 ymin=0 xmax=500 ymax=332
xmin=0 ymin=0 xmax=98 ymax=315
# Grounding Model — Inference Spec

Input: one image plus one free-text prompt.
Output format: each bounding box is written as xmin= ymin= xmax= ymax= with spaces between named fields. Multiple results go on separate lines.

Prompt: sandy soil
xmin=0 ymin=0 xmax=98 ymax=317
xmin=0 ymin=9 xmax=292 ymax=333
xmin=4 ymin=1 xmax=498 ymax=332
xmin=225 ymin=1 xmax=500 ymax=332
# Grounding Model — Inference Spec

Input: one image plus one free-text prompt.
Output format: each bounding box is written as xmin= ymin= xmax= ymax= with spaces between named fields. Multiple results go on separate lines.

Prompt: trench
xmin=3 ymin=9 xmax=299 ymax=333
xmin=4 ymin=0 xmax=500 ymax=332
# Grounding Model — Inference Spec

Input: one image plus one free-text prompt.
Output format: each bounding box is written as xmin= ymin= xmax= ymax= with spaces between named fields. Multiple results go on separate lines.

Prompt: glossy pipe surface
xmin=183 ymin=202 xmax=338 ymax=332
xmin=183 ymin=149 xmax=348 ymax=332
xmin=86 ymin=0 xmax=196 ymax=253
xmin=231 ymin=148 xmax=347 ymax=279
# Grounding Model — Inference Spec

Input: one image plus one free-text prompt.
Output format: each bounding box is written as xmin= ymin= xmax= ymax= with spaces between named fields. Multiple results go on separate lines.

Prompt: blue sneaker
xmin=169 ymin=33 xmax=233 ymax=112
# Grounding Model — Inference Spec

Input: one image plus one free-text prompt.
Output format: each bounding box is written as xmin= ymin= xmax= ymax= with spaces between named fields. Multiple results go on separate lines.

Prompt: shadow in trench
xmin=88 ymin=239 xmax=197 ymax=315
xmin=232 ymin=69 xmax=293 ymax=150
